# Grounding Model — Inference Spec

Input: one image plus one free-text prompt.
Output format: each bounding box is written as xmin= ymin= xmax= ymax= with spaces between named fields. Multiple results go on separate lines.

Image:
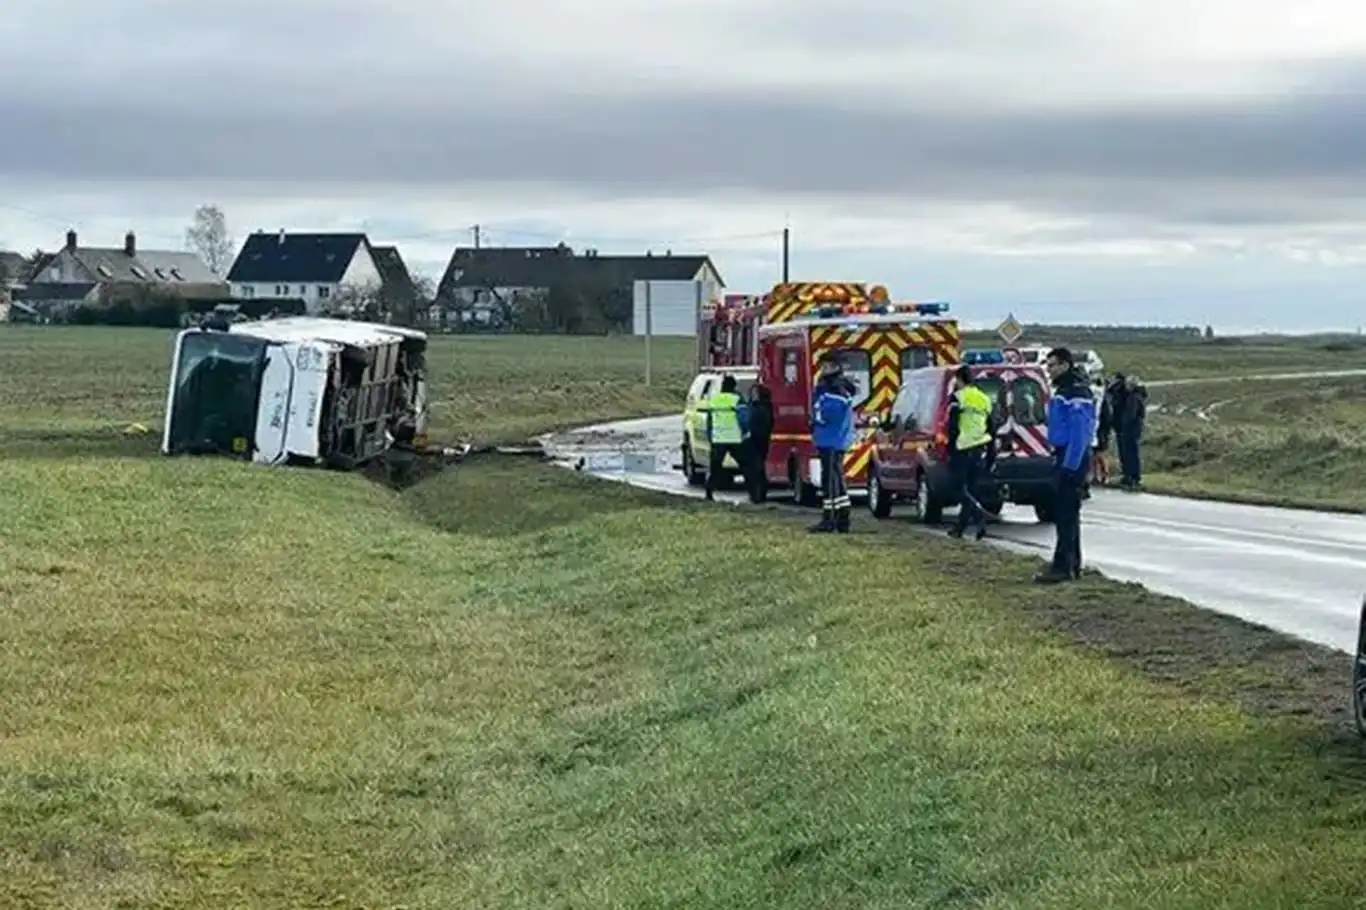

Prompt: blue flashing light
xmin=815 ymin=305 xmax=843 ymax=317
xmin=963 ymin=348 xmax=1005 ymax=365
xmin=913 ymin=301 xmax=949 ymax=315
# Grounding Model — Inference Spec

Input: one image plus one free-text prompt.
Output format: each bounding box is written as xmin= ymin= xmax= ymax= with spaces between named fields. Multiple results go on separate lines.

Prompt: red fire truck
xmin=743 ymin=282 xmax=962 ymax=504
xmin=697 ymin=293 xmax=766 ymax=368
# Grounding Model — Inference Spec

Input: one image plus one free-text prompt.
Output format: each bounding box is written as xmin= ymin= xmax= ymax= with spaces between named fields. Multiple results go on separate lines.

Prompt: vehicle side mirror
xmin=902 ymin=415 xmax=917 ymax=432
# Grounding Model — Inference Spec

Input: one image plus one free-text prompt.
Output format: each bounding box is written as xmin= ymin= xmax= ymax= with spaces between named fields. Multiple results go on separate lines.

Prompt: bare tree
xmin=185 ymin=205 xmax=234 ymax=276
xmin=321 ymin=275 xmax=437 ymax=325
xmin=322 ymin=281 xmax=385 ymax=321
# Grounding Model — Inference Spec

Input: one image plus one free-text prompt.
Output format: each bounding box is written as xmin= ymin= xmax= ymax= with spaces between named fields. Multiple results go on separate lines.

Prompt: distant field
xmin=964 ymin=332 xmax=1366 ymax=381
xmin=1142 ymin=374 xmax=1366 ymax=511
xmin=3 ymin=325 xmax=1350 ymax=441
xmin=0 ymin=327 xmax=697 ymax=447
xmin=3 ymin=327 xmax=1366 ymax=907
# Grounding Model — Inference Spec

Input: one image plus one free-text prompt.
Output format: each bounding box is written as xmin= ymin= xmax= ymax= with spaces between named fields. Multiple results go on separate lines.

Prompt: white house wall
xmin=632 ymin=279 xmax=703 ymax=336
xmin=693 ymin=262 xmax=723 ymax=313
xmin=341 ymin=244 xmax=382 ymax=288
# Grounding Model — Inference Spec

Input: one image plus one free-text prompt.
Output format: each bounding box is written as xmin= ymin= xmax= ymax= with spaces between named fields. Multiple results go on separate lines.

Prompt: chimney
xmin=65 ymin=229 xmax=77 ymax=250
xmin=124 ymin=231 xmax=135 ymax=256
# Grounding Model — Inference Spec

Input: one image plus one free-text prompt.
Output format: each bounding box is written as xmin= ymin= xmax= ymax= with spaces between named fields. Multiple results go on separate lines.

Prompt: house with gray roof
xmin=435 ymin=244 xmax=724 ymax=329
xmin=31 ymin=230 xmax=219 ymax=286
xmin=0 ymin=250 xmax=29 ymax=286
xmin=17 ymin=230 xmax=226 ymax=320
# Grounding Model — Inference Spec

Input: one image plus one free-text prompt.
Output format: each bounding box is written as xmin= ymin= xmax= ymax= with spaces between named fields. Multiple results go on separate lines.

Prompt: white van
xmin=161 ymin=316 xmax=429 ymax=469
xmin=1010 ymin=345 xmax=1104 ymax=380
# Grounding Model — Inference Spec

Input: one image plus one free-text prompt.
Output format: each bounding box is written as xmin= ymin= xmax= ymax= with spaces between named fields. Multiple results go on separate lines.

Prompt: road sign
xmin=997 ymin=314 xmax=1023 ymax=345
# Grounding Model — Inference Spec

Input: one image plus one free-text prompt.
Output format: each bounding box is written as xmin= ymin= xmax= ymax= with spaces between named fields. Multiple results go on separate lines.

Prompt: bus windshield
xmin=165 ymin=332 xmax=268 ymax=456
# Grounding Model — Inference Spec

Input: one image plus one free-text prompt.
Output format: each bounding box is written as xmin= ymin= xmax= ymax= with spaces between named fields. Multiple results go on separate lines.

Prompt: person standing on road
xmin=1091 ymin=377 xmax=1113 ymax=488
xmin=701 ymin=374 xmax=748 ymax=502
xmin=1116 ymin=375 xmax=1147 ymax=490
xmin=1106 ymin=371 xmax=1129 ymax=481
xmin=745 ymin=384 xmax=775 ymax=503
xmin=1035 ymin=347 xmax=1097 ymax=584
xmin=810 ymin=356 xmax=857 ymax=533
xmin=945 ymin=365 xmax=993 ymax=540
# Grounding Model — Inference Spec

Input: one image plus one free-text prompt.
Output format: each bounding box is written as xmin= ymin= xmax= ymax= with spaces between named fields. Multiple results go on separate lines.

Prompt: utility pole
xmin=781 ymin=227 xmax=790 ymax=281
xmin=644 ymin=280 xmax=653 ymax=386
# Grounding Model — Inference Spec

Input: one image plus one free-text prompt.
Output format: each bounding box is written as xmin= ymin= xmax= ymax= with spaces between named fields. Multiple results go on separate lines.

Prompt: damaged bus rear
xmin=160 ymin=316 xmax=430 ymax=468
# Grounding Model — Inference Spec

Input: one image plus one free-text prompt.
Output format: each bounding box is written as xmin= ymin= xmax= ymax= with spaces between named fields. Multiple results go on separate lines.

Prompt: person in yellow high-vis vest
xmin=946 ymin=364 xmax=994 ymax=539
xmin=699 ymin=374 xmax=749 ymax=501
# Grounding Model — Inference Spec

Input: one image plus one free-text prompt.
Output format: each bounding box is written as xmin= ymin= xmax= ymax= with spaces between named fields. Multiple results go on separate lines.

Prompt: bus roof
xmin=209 ymin=316 xmax=428 ymax=347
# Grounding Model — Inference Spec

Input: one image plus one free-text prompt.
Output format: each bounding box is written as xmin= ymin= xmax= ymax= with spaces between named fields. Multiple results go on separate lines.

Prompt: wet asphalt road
xmin=547 ymin=415 xmax=1366 ymax=654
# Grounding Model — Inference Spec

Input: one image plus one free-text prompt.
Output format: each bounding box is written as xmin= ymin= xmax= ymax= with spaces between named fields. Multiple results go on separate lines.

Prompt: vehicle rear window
xmin=1009 ymin=377 xmax=1047 ymax=425
xmin=824 ymin=349 xmax=871 ymax=407
xmin=973 ymin=376 xmax=1047 ymax=426
xmin=975 ymin=377 xmax=1008 ymax=426
xmin=899 ymin=347 xmax=933 ymax=382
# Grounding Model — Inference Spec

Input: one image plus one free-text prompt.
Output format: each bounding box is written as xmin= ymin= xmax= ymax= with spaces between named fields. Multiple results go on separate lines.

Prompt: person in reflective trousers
xmin=701 ymin=374 xmax=747 ymax=502
xmin=1035 ymin=347 xmax=1097 ymax=584
xmin=945 ymin=365 xmax=993 ymax=540
xmin=810 ymin=356 xmax=857 ymax=533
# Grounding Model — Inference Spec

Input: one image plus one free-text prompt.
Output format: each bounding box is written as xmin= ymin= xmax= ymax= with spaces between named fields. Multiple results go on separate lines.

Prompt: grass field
xmin=963 ymin=332 xmax=1366 ymax=381
xmin=0 ymin=327 xmax=694 ymax=445
xmin=4 ymin=326 xmax=1366 ymax=908
xmin=1138 ymin=374 xmax=1366 ymax=511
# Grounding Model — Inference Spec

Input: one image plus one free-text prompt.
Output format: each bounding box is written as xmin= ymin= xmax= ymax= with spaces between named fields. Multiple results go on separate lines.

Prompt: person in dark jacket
xmin=1091 ymin=377 xmax=1113 ymax=487
xmin=1105 ymin=372 xmax=1129 ymax=480
xmin=810 ymin=356 xmax=857 ymax=533
xmin=1035 ymin=347 xmax=1096 ymax=584
xmin=1115 ymin=375 xmax=1146 ymax=490
xmin=745 ymin=384 xmax=775 ymax=503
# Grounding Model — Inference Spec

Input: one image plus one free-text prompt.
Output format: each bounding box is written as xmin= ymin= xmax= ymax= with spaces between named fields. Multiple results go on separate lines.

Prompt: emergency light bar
xmin=871 ymin=301 xmax=950 ymax=316
xmin=963 ymin=348 xmax=1006 ymax=365
xmin=806 ymin=300 xmax=952 ymax=319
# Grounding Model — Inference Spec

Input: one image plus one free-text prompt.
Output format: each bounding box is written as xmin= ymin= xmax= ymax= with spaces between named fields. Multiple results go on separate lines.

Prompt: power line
xmin=0 ymin=201 xmax=79 ymax=230
xmin=363 ymin=221 xmax=785 ymax=248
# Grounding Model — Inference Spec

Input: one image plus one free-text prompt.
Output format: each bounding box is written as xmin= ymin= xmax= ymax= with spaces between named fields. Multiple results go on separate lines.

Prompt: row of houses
xmin=1 ymin=228 xmax=725 ymax=331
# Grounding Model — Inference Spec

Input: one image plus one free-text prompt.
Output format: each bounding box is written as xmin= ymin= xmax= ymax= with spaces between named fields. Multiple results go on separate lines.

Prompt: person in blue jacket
xmin=1035 ymin=347 xmax=1097 ymax=584
xmin=810 ymin=355 xmax=858 ymax=533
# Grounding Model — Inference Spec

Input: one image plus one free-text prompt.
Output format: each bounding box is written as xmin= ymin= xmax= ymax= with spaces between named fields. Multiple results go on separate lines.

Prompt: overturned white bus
xmin=160 ymin=316 xmax=430 ymax=469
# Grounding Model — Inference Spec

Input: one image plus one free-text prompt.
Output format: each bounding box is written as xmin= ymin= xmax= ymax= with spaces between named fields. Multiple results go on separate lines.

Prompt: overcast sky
xmin=3 ymin=0 xmax=1366 ymax=330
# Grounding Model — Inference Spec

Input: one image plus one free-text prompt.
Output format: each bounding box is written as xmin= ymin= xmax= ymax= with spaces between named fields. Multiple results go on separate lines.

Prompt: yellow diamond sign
xmin=996 ymin=314 xmax=1023 ymax=345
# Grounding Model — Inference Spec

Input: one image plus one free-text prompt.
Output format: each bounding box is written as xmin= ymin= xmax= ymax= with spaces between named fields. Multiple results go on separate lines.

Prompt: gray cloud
xmin=4 ymin=81 xmax=1365 ymax=231
xmin=2 ymin=0 xmax=1365 ymax=236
